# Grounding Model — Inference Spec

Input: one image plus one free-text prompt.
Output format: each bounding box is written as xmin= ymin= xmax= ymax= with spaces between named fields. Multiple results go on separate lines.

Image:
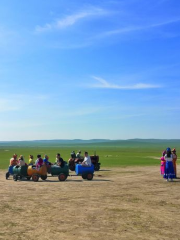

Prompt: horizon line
xmin=0 ymin=138 xmax=180 ymax=142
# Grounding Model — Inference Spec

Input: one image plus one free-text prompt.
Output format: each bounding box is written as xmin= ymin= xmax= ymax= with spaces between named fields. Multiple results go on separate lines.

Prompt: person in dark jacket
xmin=55 ymin=153 xmax=64 ymax=168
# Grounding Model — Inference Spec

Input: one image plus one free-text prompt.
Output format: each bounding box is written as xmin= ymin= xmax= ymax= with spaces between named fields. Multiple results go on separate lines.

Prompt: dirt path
xmin=0 ymin=166 xmax=180 ymax=240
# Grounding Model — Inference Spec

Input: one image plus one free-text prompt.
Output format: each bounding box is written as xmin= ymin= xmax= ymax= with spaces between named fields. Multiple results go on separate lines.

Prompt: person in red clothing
xmin=172 ymin=148 xmax=177 ymax=178
xmin=9 ymin=154 xmax=18 ymax=166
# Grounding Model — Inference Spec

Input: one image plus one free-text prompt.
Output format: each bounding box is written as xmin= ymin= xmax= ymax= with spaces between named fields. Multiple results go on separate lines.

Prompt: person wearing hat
xmin=70 ymin=151 xmax=76 ymax=159
xmin=68 ymin=151 xmax=75 ymax=165
xmin=172 ymin=148 xmax=177 ymax=178
xmin=164 ymin=148 xmax=175 ymax=181
xmin=76 ymin=150 xmax=81 ymax=158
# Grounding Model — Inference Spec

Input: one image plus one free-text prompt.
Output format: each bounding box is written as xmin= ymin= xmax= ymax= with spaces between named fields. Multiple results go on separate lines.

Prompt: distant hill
xmin=127 ymin=139 xmax=180 ymax=143
xmin=0 ymin=139 xmax=180 ymax=148
xmin=32 ymin=139 xmax=111 ymax=143
xmin=0 ymin=139 xmax=112 ymax=147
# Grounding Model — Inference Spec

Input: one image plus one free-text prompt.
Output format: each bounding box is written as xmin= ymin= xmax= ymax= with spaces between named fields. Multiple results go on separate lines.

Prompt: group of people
xmin=9 ymin=151 xmax=92 ymax=169
xmin=70 ymin=150 xmax=82 ymax=159
xmin=9 ymin=153 xmax=65 ymax=168
xmin=69 ymin=150 xmax=92 ymax=166
xmin=160 ymin=148 xmax=177 ymax=181
xmin=10 ymin=154 xmax=26 ymax=167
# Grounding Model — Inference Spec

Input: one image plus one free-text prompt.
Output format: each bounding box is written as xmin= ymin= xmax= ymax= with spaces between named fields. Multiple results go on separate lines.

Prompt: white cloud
xmin=97 ymin=18 xmax=180 ymax=38
xmin=89 ymin=76 xmax=161 ymax=89
xmin=150 ymin=18 xmax=180 ymax=28
xmin=35 ymin=8 xmax=107 ymax=33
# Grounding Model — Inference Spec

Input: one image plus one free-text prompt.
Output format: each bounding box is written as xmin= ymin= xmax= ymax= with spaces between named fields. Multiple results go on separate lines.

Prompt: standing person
xmin=55 ymin=153 xmax=64 ymax=168
xmin=160 ymin=150 xmax=166 ymax=175
xmin=29 ymin=155 xmax=34 ymax=165
xmin=164 ymin=148 xmax=175 ymax=181
xmin=172 ymin=148 xmax=177 ymax=178
xmin=81 ymin=152 xmax=92 ymax=166
xmin=35 ymin=154 xmax=44 ymax=170
xmin=9 ymin=154 xmax=18 ymax=166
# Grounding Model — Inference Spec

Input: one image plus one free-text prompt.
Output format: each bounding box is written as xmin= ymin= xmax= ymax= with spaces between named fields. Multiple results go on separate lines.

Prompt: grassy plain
xmin=0 ymin=139 xmax=180 ymax=240
xmin=0 ymin=139 xmax=179 ymax=169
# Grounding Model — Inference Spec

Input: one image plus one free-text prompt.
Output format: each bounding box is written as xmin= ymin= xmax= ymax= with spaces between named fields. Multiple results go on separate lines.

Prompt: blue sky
xmin=0 ymin=0 xmax=180 ymax=140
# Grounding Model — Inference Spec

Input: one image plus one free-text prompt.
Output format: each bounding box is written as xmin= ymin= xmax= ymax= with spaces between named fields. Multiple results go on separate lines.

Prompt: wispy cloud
xmin=97 ymin=18 xmax=180 ymax=38
xmin=89 ymin=76 xmax=161 ymax=89
xmin=0 ymin=94 xmax=49 ymax=112
xmin=0 ymin=99 xmax=20 ymax=112
xmin=54 ymin=105 xmax=105 ymax=118
xmin=0 ymin=121 xmax=44 ymax=128
xmin=35 ymin=8 xmax=107 ymax=33
xmin=110 ymin=113 xmax=148 ymax=120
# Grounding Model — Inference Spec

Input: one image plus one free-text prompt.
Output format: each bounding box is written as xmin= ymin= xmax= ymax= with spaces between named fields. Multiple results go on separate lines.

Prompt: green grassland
xmin=0 ymin=139 xmax=179 ymax=169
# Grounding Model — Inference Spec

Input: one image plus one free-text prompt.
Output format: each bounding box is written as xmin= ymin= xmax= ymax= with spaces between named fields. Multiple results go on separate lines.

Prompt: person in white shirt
xmin=18 ymin=155 xmax=26 ymax=167
xmin=81 ymin=152 xmax=91 ymax=166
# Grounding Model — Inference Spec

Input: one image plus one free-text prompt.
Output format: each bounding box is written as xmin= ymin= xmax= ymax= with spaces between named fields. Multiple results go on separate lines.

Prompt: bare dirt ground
xmin=1 ymin=166 xmax=180 ymax=240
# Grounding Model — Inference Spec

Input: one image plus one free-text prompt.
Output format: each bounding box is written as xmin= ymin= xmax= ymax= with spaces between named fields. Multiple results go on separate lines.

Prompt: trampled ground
xmin=0 ymin=166 xmax=180 ymax=240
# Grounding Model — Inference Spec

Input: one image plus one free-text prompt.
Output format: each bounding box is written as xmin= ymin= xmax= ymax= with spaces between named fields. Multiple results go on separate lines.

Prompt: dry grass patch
xmin=0 ymin=166 xmax=180 ymax=240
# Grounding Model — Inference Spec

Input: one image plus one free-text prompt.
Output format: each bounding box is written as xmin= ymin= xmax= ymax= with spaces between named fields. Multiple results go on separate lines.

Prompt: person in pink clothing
xmin=35 ymin=154 xmax=44 ymax=170
xmin=160 ymin=150 xmax=166 ymax=175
